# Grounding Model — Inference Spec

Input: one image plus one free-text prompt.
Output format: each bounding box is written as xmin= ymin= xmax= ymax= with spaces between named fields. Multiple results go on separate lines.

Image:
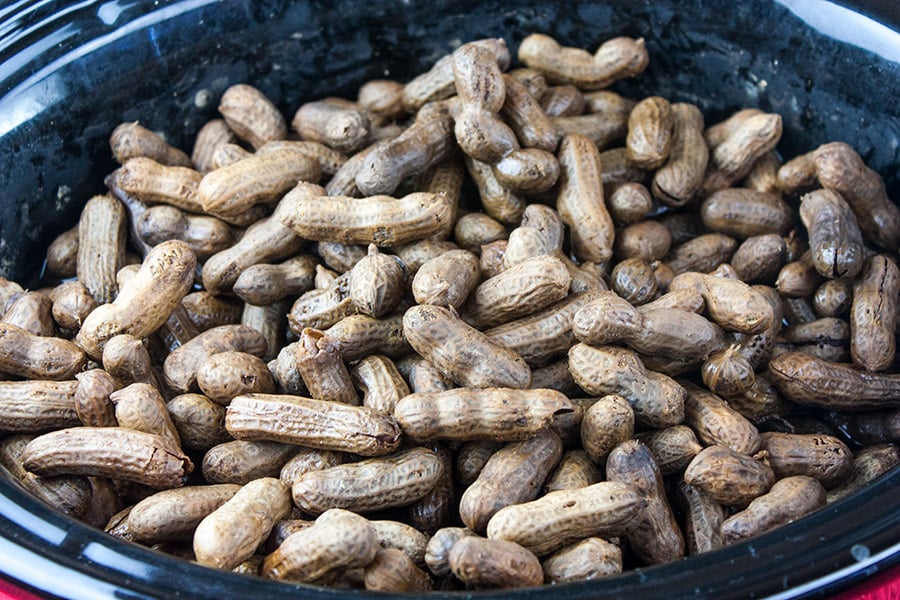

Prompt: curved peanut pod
xmin=518 ymin=33 xmax=648 ymax=90
xmin=0 ymin=323 xmax=86 ymax=381
xmin=128 ymin=484 xmax=241 ymax=543
xmin=261 ymin=509 xmax=377 ymax=583
xmin=669 ymin=272 xmax=774 ymax=335
xmin=485 ymin=290 xmax=602 ymax=366
xmin=136 ymin=205 xmax=233 ymax=260
xmin=464 ymin=154 xmax=527 ymax=225
xmin=721 ymin=476 xmax=826 ymax=544
xmin=556 ymin=134 xmax=615 ymax=263
xmin=76 ymin=240 xmax=196 ymax=360
xmin=199 ymin=149 xmax=321 ymax=218
xmin=486 ymin=481 xmax=644 ymax=556
xmin=652 ymin=102 xmax=707 ymax=206
xmin=292 ymin=447 xmax=444 ymax=515
xmin=683 ymin=445 xmax=774 ymax=507
xmin=449 ymin=536 xmax=543 ymax=589
xmin=461 ymin=255 xmax=571 ymax=329
xmin=628 ymin=307 xmax=729 ymax=361
xmin=403 ymin=304 xmax=532 ymax=389
xmin=705 ymin=112 xmax=782 ymax=192
xmin=163 ymin=324 xmax=268 ymax=393
xmin=225 ymin=393 xmax=401 ymax=456
xmin=814 ymin=141 xmax=900 ymax=251
xmin=280 ymin=184 xmax=453 ymax=246
xmin=606 ymin=440 xmax=685 ymax=565
xmin=0 ymin=380 xmax=79 ymax=433
xmin=501 ymin=74 xmax=559 ymax=152
xmin=681 ymin=381 xmax=760 ymax=455
xmin=799 ymin=189 xmax=864 ymax=279
xmin=768 ymin=352 xmax=900 ymax=410
xmin=193 ymin=477 xmax=291 ymax=570
xmin=569 ymin=343 xmax=684 ymax=428
xmin=395 ymin=388 xmax=572 ymax=442
xmin=851 ymin=255 xmax=900 ymax=372
xmin=108 ymin=157 xmax=203 ymax=213
xmin=22 ymin=427 xmax=193 ymax=489
xmin=325 ymin=313 xmax=409 ymax=362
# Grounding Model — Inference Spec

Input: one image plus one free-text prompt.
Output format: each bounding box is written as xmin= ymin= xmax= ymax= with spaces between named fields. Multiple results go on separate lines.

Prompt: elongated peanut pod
xmin=0 ymin=323 xmax=86 ymax=380
xmin=721 ymin=476 xmax=826 ymax=544
xmin=76 ymin=240 xmax=196 ymax=360
xmin=128 ymin=484 xmax=241 ymax=543
xmin=395 ymin=388 xmax=572 ymax=442
xmin=518 ymin=33 xmax=648 ymax=90
xmin=77 ymin=193 xmax=126 ymax=305
xmin=403 ymin=304 xmax=532 ymax=389
xmin=22 ymin=427 xmax=193 ymax=489
xmin=486 ymin=481 xmax=644 ymax=556
xmin=225 ymin=393 xmax=401 ymax=456
xmin=851 ymin=255 xmax=900 ymax=372
xmin=0 ymin=380 xmax=79 ymax=433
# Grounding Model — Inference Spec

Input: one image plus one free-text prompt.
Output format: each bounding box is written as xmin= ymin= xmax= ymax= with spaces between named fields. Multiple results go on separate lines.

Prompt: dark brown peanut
xmin=425 ymin=527 xmax=476 ymax=577
xmin=851 ymin=255 xmax=900 ymax=371
xmin=669 ymin=271 xmax=774 ymax=334
xmin=364 ymin=548 xmax=432 ymax=592
xmin=677 ymin=481 xmax=726 ymax=555
xmin=544 ymin=450 xmax=602 ymax=492
xmin=403 ymin=304 xmax=531 ymax=389
xmin=704 ymin=112 xmax=782 ymax=193
xmin=682 ymin=381 xmax=760 ymax=455
xmin=800 ymin=189 xmax=864 ymax=279
xmin=395 ymin=387 xmax=571 ymax=442
xmin=279 ymin=449 xmax=345 ymax=486
xmin=196 ymin=351 xmax=276 ymax=405
xmin=225 ymin=394 xmax=401 ymax=456
xmin=128 ymin=484 xmax=241 ymax=543
xmin=457 ymin=441 xmax=502 ymax=486
xmin=616 ymin=221 xmax=672 ymax=262
xmin=22 ymin=427 xmax=192 ymax=489
xmin=635 ymin=425 xmax=704 ymax=475
xmin=501 ymin=74 xmax=559 ymax=152
xmin=813 ymin=278 xmax=853 ymax=318
xmin=652 ymin=102 xmax=708 ymax=206
xmin=291 ymin=447 xmax=443 ymax=515
xmin=540 ymin=84 xmax=585 ymax=117
xmin=412 ymin=249 xmax=480 ymax=309
xmin=408 ymin=444 xmax=455 ymax=534
xmin=201 ymin=440 xmax=297 ymax=485
xmin=102 ymin=334 xmax=156 ymax=388
xmin=683 ymin=445 xmax=774 ymax=507
xmin=721 ymin=476 xmax=826 ymax=544
xmin=449 ymin=536 xmax=543 ymax=589
xmin=45 ymin=227 xmax=79 ymax=278
xmin=460 ymin=429 xmax=562 ymax=533
xmin=827 ymin=444 xmax=900 ymax=502
xmin=664 ymin=233 xmax=737 ymax=276
xmin=166 ymin=393 xmax=231 ymax=452
xmin=74 ymin=370 xmax=117 ymax=428
xmin=606 ymin=440 xmax=684 ymax=565
xmin=732 ymin=234 xmax=786 ymax=283
xmin=759 ymin=432 xmax=853 ymax=488
xmin=291 ymin=328 xmax=358 ymax=405
xmin=181 ymin=292 xmax=243 ymax=331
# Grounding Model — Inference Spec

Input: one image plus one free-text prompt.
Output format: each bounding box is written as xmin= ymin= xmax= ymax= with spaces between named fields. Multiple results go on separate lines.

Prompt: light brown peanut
xmin=128 ymin=484 xmax=241 ymax=543
xmin=425 ymin=527 xmax=476 ymax=577
xmin=77 ymin=193 xmax=126 ymax=305
xmin=76 ymin=240 xmax=196 ymax=360
xmin=459 ymin=429 xmax=562 ymax=533
xmin=163 ymin=324 xmax=267 ymax=393
xmin=218 ymin=84 xmax=287 ymax=150
xmin=704 ymin=112 xmax=783 ymax=193
xmin=606 ymin=440 xmax=684 ymax=565
xmin=682 ymin=381 xmax=760 ymax=455
xmin=626 ymin=96 xmax=673 ymax=170
xmin=580 ymin=394 xmax=634 ymax=463
xmin=449 ymin=536 xmax=543 ymax=589
xmin=0 ymin=380 xmax=80 ymax=433
xmin=395 ymin=387 xmax=571 ymax=442
xmin=669 ymin=271 xmax=774 ymax=334
xmin=0 ymin=322 xmax=86 ymax=380
xmin=45 ymin=227 xmax=79 ymax=278
xmin=412 ymin=249 xmax=480 ymax=309
xmin=486 ymin=480 xmax=644 ymax=557
xmin=453 ymin=212 xmax=508 ymax=252
xmin=291 ymin=328 xmax=358 ymax=405
xmin=111 ymin=383 xmax=181 ymax=447
xmin=191 ymin=119 xmax=236 ymax=174
xmin=3 ymin=291 xmax=54 ymax=337
xmin=324 ymin=312 xmax=409 ymax=361
xmin=166 ymin=393 xmax=231 ymax=452
xmin=518 ymin=33 xmax=648 ymax=90
xmin=568 ymin=343 xmax=685 ymax=428
xmin=501 ymin=73 xmax=559 ymax=152
xmin=352 ymin=355 xmax=409 ymax=415
xmin=540 ymin=84 xmax=585 ymax=116
xmin=851 ymin=255 xmax=900 ymax=372
xmin=721 ymin=476 xmax=826 ymax=544
xmin=403 ymin=304 xmax=531 ymax=389
xmin=102 ymin=334 xmax=156 ymax=388
xmin=542 ymin=537 xmax=622 ymax=583
xmin=136 ymin=204 xmax=233 ymax=260
xmin=74 ymin=369 xmax=117 ymax=428
xmin=364 ymin=548 xmax=432 ymax=592
xmin=348 ymin=245 xmax=407 ymax=318
xmin=110 ymin=121 xmax=192 ymax=167
xmin=652 ymin=102 xmax=708 ymax=206
xmin=677 ymin=481 xmax=726 ymax=555
xmin=196 ymin=350 xmax=276 ymax=404
xmin=636 ymin=425 xmax=703 ymax=475
xmin=544 ymin=450 xmax=602 ymax=493
xmin=701 ymin=189 xmax=793 ymax=239
xmin=292 ymin=100 xmax=371 ymax=154
xmin=225 ymin=393 xmax=401 ymax=456
xmin=108 ymin=157 xmax=204 ymax=214
xmin=556 ymin=133 xmax=615 ymax=263
xmin=193 ymin=477 xmax=291 ymax=570
xmin=22 ymin=427 xmax=192 ymax=489
xmin=291 ymin=447 xmax=443 ymax=515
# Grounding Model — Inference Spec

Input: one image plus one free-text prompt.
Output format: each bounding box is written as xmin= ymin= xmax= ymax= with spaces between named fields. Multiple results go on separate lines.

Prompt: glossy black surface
xmin=0 ymin=0 xmax=898 ymax=598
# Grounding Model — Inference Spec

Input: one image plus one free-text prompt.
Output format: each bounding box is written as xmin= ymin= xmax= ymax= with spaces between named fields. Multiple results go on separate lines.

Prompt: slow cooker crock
xmin=0 ymin=1 xmax=897 ymax=598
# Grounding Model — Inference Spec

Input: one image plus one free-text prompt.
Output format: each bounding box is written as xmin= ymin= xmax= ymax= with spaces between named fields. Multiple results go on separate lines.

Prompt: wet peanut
xmin=664 ymin=233 xmax=737 ymax=276
xmin=626 ymin=96 xmax=673 ymax=170
xmin=0 ymin=380 xmax=79 ymax=433
xmin=606 ymin=440 xmax=684 ymax=565
xmin=225 ymin=393 xmax=401 ymax=456
xmin=111 ymin=383 xmax=181 ymax=447
xmin=682 ymin=381 xmax=760 ymax=455
xmin=851 ymin=255 xmax=900 ymax=372
xmin=459 ymin=429 xmax=562 ymax=533
xmin=542 ymin=537 xmax=622 ymax=583
xmin=813 ymin=278 xmax=853 ymax=318
xmin=77 ymin=193 xmax=126 ymax=305
xmin=777 ymin=251 xmax=823 ymax=298
xmin=615 ymin=220 xmax=672 ymax=263
xmin=677 ymin=481 xmax=726 ymax=555
xmin=732 ymin=234 xmax=786 ymax=283
xmin=395 ymin=387 xmax=570 ymax=442
xmin=652 ymin=102 xmax=708 ymax=206
xmin=683 ymin=445 xmax=774 ymax=507
xmin=202 ymin=440 xmax=297 ymax=485
xmin=800 ymin=189 xmax=864 ymax=279
xmin=412 ymin=249 xmax=480 ymax=309
xmin=22 ymin=427 xmax=192 ymax=489
xmin=704 ymin=112 xmax=782 ymax=193
xmin=193 ymin=477 xmax=291 ymax=570
xmin=110 ymin=121 xmax=192 ymax=167
xmin=196 ymin=351 xmax=276 ymax=405
xmin=129 ymin=484 xmax=241 ymax=543
xmin=0 ymin=322 xmax=86 ymax=380
xmin=218 ymin=84 xmax=287 ymax=150
xmin=101 ymin=334 xmax=156 ymax=388
xmin=292 ymin=447 xmax=443 ymax=515
xmin=580 ymin=394 xmax=634 ymax=463
xmin=137 ymin=205 xmax=233 ymax=260
xmin=166 ymin=393 xmax=231 ymax=452
xmin=759 ymin=432 xmax=853 ymax=488
xmin=501 ymin=73 xmax=559 ymax=152
xmin=721 ymin=476 xmax=826 ymax=544
xmin=363 ymin=547 xmax=432 ymax=592
xmin=544 ymin=450 xmax=603 ymax=493
xmin=827 ymin=444 xmax=900 ymax=502
xmin=701 ymin=189 xmax=793 ymax=240
xmin=669 ymin=271 xmax=774 ymax=334
xmin=449 ymin=536 xmax=543 ymax=589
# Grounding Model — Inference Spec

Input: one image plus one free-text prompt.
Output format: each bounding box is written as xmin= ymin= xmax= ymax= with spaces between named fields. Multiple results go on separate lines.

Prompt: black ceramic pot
xmin=0 ymin=1 xmax=898 ymax=598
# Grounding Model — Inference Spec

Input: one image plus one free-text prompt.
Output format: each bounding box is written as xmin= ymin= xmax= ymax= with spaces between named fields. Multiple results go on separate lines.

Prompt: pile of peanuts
xmin=0 ymin=31 xmax=898 ymax=591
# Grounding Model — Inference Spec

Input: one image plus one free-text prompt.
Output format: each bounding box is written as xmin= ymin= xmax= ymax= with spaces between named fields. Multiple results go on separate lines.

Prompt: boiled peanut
xmin=196 ymin=351 xmax=276 ymax=404
xmin=542 ymin=537 xmax=622 ymax=583
xmin=800 ymin=189 xmax=864 ymax=279
xmin=544 ymin=450 xmax=603 ymax=492
xmin=759 ymin=432 xmax=853 ymax=488
xmin=683 ymin=445 xmax=774 ymax=507
xmin=292 ymin=100 xmax=371 ymax=154
xmin=449 ymin=536 xmax=543 ymax=589
xmin=701 ymin=189 xmax=793 ymax=239
xmin=635 ymin=425 xmax=703 ymax=475
xmin=166 ymin=393 xmax=231 ymax=452
xmin=518 ymin=33 xmax=648 ymax=90
xmin=0 ymin=380 xmax=80 ymax=433
xmin=720 ymin=476 xmax=826 ymax=544
xmin=163 ymin=324 xmax=267 ymax=393
xmin=128 ymin=484 xmax=241 ymax=543
xmin=851 ymin=255 xmax=900 ymax=372
xmin=202 ymin=440 xmax=297 ymax=485
xmin=652 ymin=102 xmax=708 ymax=206
xmin=677 ymin=481 xmax=726 ymax=555
xmin=411 ymin=249 xmax=480 ymax=309
xmin=348 ymin=245 xmax=407 ymax=318
xmin=352 ymin=355 xmax=410 ymax=415
xmin=218 ymin=84 xmax=287 ymax=149
xmin=626 ymin=96 xmax=673 ymax=170
xmin=0 ymin=322 xmax=86 ymax=380
xmin=580 ymin=394 xmax=634 ymax=463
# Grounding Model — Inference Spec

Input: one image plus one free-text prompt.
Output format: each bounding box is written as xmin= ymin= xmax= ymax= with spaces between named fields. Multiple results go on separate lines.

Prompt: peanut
xmin=3 ymin=291 xmax=54 ymax=337
xmin=449 ymin=536 xmax=543 ymax=589
xmin=110 ymin=121 xmax=192 ymax=167
xmin=128 ymin=484 xmax=241 ymax=543
xmin=731 ymin=234 xmax=786 ymax=283
xmin=0 ymin=323 xmax=86 ymax=380
xmin=348 ymin=245 xmax=407 ymax=318
xmin=799 ymin=189 xmax=864 ymax=279
xmin=626 ymin=96 xmax=673 ymax=170
xmin=136 ymin=204 xmax=233 ymax=260
xmin=201 ymin=440 xmax=297 ymax=485
xmin=636 ymin=425 xmax=704 ymax=475
xmin=74 ymin=369 xmax=117 ymax=428
xmin=652 ymin=102 xmax=708 ymax=206
xmin=292 ymin=100 xmax=371 ymax=154
xmin=851 ymin=255 xmax=900 ymax=371
xmin=544 ymin=450 xmax=602 ymax=493
xmin=759 ymin=432 xmax=853 ymax=488
xmin=218 ymin=84 xmax=287 ymax=150
xmin=683 ymin=445 xmax=774 ymax=507
xmin=677 ymin=481 xmax=726 ymax=555
xmin=720 ymin=476 xmax=826 ymax=544
xmin=364 ymin=548 xmax=432 ymax=592
xmin=196 ymin=350 xmax=276 ymax=404
xmin=0 ymin=380 xmax=80 ymax=433
xmin=166 ymin=393 xmax=231 ymax=452
xmin=542 ymin=537 xmax=622 ymax=583
xmin=580 ymin=394 xmax=634 ymax=463
xmin=352 ymin=355 xmax=409 ymax=415
xmin=191 ymin=119 xmax=236 ymax=174
xmin=411 ymin=249 xmax=480 ymax=309
xmin=77 ymin=193 xmax=126 ymax=305
xmin=111 ymin=383 xmax=182 ymax=448
xmin=518 ymin=33 xmax=648 ymax=90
